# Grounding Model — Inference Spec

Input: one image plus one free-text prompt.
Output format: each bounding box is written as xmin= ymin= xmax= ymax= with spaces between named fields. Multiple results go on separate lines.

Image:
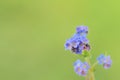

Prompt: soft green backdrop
xmin=0 ymin=0 xmax=119 ymax=80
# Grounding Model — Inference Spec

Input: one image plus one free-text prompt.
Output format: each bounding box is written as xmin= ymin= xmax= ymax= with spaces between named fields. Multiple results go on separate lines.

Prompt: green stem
xmin=92 ymin=61 xmax=98 ymax=69
xmin=89 ymin=70 xmax=95 ymax=80
xmin=85 ymin=57 xmax=95 ymax=80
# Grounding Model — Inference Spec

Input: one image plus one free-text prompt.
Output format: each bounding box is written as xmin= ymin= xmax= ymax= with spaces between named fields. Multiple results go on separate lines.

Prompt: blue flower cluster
xmin=97 ymin=54 xmax=112 ymax=69
xmin=64 ymin=26 xmax=112 ymax=77
xmin=74 ymin=60 xmax=90 ymax=76
xmin=64 ymin=26 xmax=90 ymax=54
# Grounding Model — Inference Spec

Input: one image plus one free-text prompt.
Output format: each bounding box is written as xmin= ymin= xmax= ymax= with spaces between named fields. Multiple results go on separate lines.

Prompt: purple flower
xmin=76 ymin=26 xmax=88 ymax=34
xmin=74 ymin=60 xmax=90 ymax=76
xmin=103 ymin=56 xmax=112 ymax=69
xmin=74 ymin=60 xmax=82 ymax=66
xmin=80 ymin=36 xmax=89 ymax=44
xmin=64 ymin=26 xmax=90 ymax=54
xmin=97 ymin=54 xmax=112 ymax=69
xmin=71 ymin=46 xmax=82 ymax=54
xmin=73 ymin=33 xmax=89 ymax=44
xmin=83 ymin=62 xmax=90 ymax=70
xmin=64 ymin=39 xmax=78 ymax=50
xmin=97 ymin=54 xmax=105 ymax=64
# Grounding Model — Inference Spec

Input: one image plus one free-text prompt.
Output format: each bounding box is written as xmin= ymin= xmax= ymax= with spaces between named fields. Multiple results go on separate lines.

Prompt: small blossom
xmin=64 ymin=39 xmax=79 ymax=50
xmin=74 ymin=60 xmax=82 ymax=66
xmin=74 ymin=34 xmax=89 ymax=43
xmin=97 ymin=54 xmax=105 ymax=64
xmin=64 ymin=40 xmax=71 ymax=50
xmin=76 ymin=26 xmax=88 ymax=34
xmin=103 ymin=56 xmax=112 ymax=69
xmin=71 ymin=46 xmax=82 ymax=54
xmin=83 ymin=62 xmax=90 ymax=70
xmin=80 ymin=36 xmax=89 ymax=44
xmin=97 ymin=54 xmax=112 ymax=69
xmin=74 ymin=60 xmax=90 ymax=76
xmin=81 ymin=43 xmax=90 ymax=51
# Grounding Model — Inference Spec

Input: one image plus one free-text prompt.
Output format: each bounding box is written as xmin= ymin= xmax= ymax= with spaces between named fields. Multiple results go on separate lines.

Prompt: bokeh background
xmin=0 ymin=0 xmax=119 ymax=80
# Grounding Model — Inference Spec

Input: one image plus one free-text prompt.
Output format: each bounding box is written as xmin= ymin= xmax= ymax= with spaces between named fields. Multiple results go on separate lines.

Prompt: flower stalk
xmin=85 ymin=55 xmax=95 ymax=80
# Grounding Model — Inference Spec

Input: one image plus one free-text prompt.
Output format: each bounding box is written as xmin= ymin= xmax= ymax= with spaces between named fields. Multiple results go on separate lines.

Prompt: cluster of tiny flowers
xmin=74 ymin=60 xmax=90 ymax=76
xmin=64 ymin=26 xmax=90 ymax=54
xmin=97 ymin=54 xmax=112 ymax=69
xmin=64 ymin=25 xmax=112 ymax=77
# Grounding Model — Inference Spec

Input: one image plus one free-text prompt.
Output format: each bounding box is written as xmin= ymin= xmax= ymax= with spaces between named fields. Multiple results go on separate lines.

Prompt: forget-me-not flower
xmin=97 ymin=54 xmax=112 ymax=69
xmin=64 ymin=26 xmax=90 ymax=54
xmin=74 ymin=60 xmax=90 ymax=76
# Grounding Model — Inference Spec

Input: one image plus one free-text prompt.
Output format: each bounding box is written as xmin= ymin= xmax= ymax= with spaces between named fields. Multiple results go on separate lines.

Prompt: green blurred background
xmin=0 ymin=0 xmax=119 ymax=80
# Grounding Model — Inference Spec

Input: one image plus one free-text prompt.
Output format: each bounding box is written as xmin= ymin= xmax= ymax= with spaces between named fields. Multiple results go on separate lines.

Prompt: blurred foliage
xmin=0 ymin=0 xmax=119 ymax=80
